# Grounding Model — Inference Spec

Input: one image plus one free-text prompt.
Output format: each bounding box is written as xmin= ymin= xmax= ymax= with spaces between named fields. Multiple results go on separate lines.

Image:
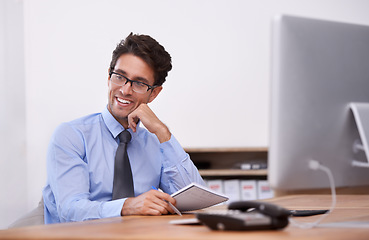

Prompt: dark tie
xmin=112 ymin=130 xmax=134 ymax=200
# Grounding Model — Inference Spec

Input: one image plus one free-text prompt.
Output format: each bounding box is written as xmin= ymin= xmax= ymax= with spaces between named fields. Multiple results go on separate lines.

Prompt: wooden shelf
xmin=186 ymin=147 xmax=268 ymax=170
xmin=199 ymin=169 xmax=267 ymax=177
xmin=185 ymin=147 xmax=268 ymax=153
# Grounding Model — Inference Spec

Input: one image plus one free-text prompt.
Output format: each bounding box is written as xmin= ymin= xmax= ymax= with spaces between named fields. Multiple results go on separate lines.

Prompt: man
xmin=42 ymin=33 xmax=204 ymax=224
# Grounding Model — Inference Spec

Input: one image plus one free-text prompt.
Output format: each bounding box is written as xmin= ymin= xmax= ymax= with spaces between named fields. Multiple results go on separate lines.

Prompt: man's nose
xmin=120 ymin=81 xmax=133 ymax=95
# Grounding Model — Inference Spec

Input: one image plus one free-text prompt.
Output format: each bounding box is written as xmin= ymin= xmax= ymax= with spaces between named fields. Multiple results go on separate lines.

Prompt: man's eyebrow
xmin=113 ymin=69 xmax=151 ymax=84
xmin=135 ymin=76 xmax=150 ymax=84
xmin=113 ymin=69 xmax=126 ymax=75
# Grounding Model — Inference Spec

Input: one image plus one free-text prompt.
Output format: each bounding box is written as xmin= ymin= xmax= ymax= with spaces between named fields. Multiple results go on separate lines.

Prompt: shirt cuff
xmin=100 ymin=198 xmax=126 ymax=218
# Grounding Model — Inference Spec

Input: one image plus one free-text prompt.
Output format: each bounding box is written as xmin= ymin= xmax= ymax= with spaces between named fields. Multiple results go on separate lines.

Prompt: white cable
xmin=288 ymin=160 xmax=337 ymax=229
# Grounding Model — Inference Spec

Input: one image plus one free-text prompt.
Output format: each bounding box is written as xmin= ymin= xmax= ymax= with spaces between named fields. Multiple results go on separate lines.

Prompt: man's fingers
xmin=151 ymin=204 xmax=170 ymax=215
xmin=127 ymin=113 xmax=138 ymax=132
xmin=150 ymin=190 xmax=176 ymax=214
xmin=126 ymin=104 xmax=171 ymax=143
xmin=122 ymin=190 xmax=175 ymax=216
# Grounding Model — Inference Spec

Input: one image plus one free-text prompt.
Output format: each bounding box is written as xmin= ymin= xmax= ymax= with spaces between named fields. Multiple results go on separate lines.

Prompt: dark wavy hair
xmin=109 ymin=33 xmax=172 ymax=86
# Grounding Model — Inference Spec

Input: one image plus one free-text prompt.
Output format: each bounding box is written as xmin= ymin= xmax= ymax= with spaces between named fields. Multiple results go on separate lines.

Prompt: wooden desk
xmin=1 ymin=195 xmax=369 ymax=240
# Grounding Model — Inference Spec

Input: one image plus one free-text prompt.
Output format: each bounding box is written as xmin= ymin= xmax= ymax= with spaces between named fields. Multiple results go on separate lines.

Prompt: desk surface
xmin=1 ymin=194 xmax=369 ymax=240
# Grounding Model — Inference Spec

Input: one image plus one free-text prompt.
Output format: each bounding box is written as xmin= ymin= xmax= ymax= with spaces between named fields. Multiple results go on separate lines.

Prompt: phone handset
xmin=196 ymin=201 xmax=290 ymax=231
xmin=228 ymin=200 xmax=291 ymax=218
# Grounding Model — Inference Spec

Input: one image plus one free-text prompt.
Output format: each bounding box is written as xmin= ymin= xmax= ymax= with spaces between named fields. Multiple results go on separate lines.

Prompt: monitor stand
xmin=350 ymin=102 xmax=369 ymax=168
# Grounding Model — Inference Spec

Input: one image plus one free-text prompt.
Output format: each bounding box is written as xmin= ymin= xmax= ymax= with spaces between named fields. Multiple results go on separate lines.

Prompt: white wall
xmin=1 ymin=0 xmax=369 ymax=229
xmin=0 ymin=0 xmax=27 ymax=229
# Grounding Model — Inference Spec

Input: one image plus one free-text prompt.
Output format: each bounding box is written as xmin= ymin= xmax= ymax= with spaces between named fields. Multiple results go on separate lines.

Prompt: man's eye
xmin=134 ymin=81 xmax=146 ymax=88
xmin=115 ymin=75 xmax=124 ymax=81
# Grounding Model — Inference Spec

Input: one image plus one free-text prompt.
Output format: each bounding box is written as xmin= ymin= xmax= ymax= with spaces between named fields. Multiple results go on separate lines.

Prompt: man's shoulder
xmin=68 ymin=112 xmax=102 ymax=126
xmin=55 ymin=112 xmax=103 ymax=134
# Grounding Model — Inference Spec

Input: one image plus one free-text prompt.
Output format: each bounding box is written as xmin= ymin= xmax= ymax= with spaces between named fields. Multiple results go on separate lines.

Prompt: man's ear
xmin=107 ymin=68 xmax=111 ymax=86
xmin=147 ymin=86 xmax=163 ymax=103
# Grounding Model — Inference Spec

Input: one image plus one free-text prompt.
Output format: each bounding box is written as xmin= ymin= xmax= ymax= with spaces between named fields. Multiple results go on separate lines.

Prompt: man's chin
xmin=111 ymin=110 xmax=129 ymax=124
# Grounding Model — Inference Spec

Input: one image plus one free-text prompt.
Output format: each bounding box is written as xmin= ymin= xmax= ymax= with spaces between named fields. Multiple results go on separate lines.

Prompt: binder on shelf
xmin=240 ymin=180 xmax=258 ymax=200
xmin=206 ymin=179 xmax=224 ymax=195
xmin=257 ymin=180 xmax=274 ymax=199
xmin=223 ymin=179 xmax=241 ymax=203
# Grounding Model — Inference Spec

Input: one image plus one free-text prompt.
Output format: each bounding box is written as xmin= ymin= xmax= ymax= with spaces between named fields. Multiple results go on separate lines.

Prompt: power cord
xmin=288 ymin=160 xmax=337 ymax=229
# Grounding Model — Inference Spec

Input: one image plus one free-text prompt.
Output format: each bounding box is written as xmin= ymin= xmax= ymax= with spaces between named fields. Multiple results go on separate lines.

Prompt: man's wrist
xmin=155 ymin=125 xmax=171 ymax=143
xmin=121 ymin=198 xmax=131 ymax=216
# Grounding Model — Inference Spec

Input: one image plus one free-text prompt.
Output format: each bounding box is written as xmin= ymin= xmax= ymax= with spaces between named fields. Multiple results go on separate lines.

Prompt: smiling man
xmin=42 ymin=33 xmax=204 ymax=223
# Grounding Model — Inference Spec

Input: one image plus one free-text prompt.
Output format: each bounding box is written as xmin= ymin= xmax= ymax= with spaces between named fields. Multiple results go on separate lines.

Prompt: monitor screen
xmin=268 ymin=15 xmax=369 ymax=191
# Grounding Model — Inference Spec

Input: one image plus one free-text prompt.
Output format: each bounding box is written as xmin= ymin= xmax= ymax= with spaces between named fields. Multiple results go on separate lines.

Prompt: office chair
xmin=8 ymin=198 xmax=44 ymax=228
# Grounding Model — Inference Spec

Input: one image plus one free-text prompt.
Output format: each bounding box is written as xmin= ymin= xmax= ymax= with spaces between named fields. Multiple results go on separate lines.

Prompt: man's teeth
xmin=117 ymin=98 xmax=131 ymax=104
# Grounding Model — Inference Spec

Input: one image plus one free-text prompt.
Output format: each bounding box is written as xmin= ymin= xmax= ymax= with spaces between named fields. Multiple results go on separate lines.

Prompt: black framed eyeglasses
xmin=109 ymin=72 xmax=157 ymax=94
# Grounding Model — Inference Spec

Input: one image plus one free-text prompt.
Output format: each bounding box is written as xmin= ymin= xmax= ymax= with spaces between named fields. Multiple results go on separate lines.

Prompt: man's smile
xmin=116 ymin=97 xmax=132 ymax=105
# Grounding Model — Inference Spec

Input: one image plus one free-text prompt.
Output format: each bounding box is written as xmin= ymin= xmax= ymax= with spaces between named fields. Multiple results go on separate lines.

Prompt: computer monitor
xmin=268 ymin=15 xmax=369 ymax=191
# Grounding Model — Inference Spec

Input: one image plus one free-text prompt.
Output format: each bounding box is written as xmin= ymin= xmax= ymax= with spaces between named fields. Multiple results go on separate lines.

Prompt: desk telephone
xmin=196 ymin=201 xmax=291 ymax=231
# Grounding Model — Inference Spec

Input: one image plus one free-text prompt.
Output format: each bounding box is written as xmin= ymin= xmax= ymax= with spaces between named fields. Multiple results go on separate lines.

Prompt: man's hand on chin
xmin=127 ymin=104 xmax=171 ymax=143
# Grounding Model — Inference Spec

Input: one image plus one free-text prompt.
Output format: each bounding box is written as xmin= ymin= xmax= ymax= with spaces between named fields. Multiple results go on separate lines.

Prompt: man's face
xmin=107 ymin=53 xmax=162 ymax=127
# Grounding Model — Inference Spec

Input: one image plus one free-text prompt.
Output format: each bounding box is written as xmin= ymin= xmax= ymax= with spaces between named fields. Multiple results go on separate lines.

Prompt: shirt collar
xmin=102 ymin=106 xmax=126 ymax=139
xmin=101 ymin=106 xmax=140 ymax=139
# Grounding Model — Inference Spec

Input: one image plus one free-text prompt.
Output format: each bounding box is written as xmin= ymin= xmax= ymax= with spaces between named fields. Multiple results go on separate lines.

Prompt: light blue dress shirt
xmin=42 ymin=107 xmax=204 ymax=224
